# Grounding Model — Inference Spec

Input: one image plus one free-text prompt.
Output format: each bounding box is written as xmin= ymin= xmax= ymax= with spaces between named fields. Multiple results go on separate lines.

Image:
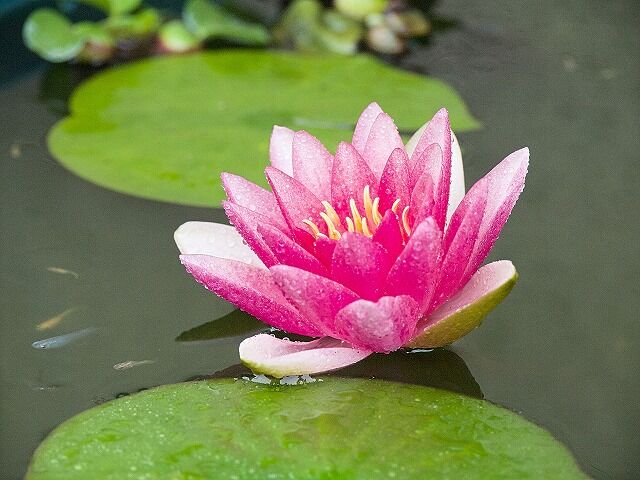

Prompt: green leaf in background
xmin=158 ymin=20 xmax=202 ymax=53
xmin=49 ymin=50 xmax=480 ymax=207
xmin=335 ymin=0 xmax=388 ymax=21
xmin=26 ymin=378 xmax=586 ymax=479
xmin=72 ymin=22 xmax=116 ymax=64
xmin=77 ymin=0 xmax=142 ymax=16
xmin=23 ymin=9 xmax=84 ymax=63
xmin=274 ymin=0 xmax=364 ymax=55
xmin=176 ymin=309 xmax=265 ymax=342
xmin=103 ymin=8 xmax=161 ymax=39
xmin=183 ymin=0 xmax=271 ymax=45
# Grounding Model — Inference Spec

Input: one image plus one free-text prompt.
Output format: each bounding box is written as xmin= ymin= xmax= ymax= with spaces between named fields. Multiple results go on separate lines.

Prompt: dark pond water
xmin=1 ymin=0 xmax=639 ymax=478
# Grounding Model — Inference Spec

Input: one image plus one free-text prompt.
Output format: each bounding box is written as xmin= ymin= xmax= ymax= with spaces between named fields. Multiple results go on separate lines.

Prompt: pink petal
xmin=180 ymin=255 xmax=321 ymax=337
xmin=334 ymin=295 xmax=420 ymax=352
xmin=265 ymin=166 xmax=327 ymax=241
xmin=174 ymin=221 xmax=264 ymax=268
xmin=410 ymin=156 xmax=436 ymax=229
xmin=463 ymin=148 xmax=529 ymax=281
xmin=331 ymin=233 xmax=393 ymax=300
xmin=428 ymin=260 xmax=517 ymax=326
xmin=223 ymin=201 xmax=278 ymax=267
xmin=431 ymin=178 xmax=488 ymax=309
xmin=409 ymin=261 xmax=517 ymax=348
xmin=362 ymin=112 xmax=405 ymax=179
xmin=269 ymin=125 xmax=294 ymax=176
xmin=221 ymin=173 xmax=289 ymax=233
xmin=385 ymin=218 xmax=442 ymax=311
xmin=270 ymin=265 xmax=360 ymax=336
xmin=257 ymin=224 xmax=327 ymax=276
xmin=292 ymin=130 xmax=333 ymax=201
xmin=406 ymin=110 xmax=452 ymax=230
xmin=406 ymin=108 xmax=452 ymax=172
xmin=378 ymin=148 xmax=411 ymax=213
xmin=331 ymin=142 xmax=378 ymax=219
xmin=239 ymin=334 xmax=371 ymax=378
xmin=372 ymin=210 xmax=404 ymax=259
xmin=314 ymin=235 xmax=337 ymax=269
xmin=352 ymin=102 xmax=383 ymax=154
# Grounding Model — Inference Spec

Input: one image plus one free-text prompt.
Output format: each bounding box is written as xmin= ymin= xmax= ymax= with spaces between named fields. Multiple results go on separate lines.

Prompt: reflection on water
xmin=191 ymin=347 xmax=482 ymax=399
xmin=338 ymin=349 xmax=483 ymax=398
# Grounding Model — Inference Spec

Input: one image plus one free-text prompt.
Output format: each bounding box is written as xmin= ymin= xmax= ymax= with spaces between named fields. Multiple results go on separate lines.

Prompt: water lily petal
xmin=332 ymin=233 xmax=393 ymax=300
xmin=174 ymin=221 xmax=264 ymax=268
xmin=269 ymin=125 xmax=294 ymax=175
xmin=409 ymin=260 xmax=518 ymax=348
xmin=314 ymin=235 xmax=337 ymax=269
xmin=406 ymin=109 xmax=452 ymax=229
xmin=239 ymin=334 xmax=371 ymax=378
xmin=378 ymin=147 xmax=411 ymax=213
xmin=352 ymin=101 xmax=383 ymax=153
xmin=221 ymin=173 xmax=289 ymax=233
xmin=257 ymin=224 xmax=328 ymax=276
xmin=431 ymin=178 xmax=488 ymax=309
xmin=463 ymin=148 xmax=529 ymax=281
xmin=385 ymin=218 xmax=442 ymax=311
xmin=292 ymin=130 xmax=333 ymax=201
xmin=265 ymin=166 xmax=327 ymax=241
xmin=405 ymin=108 xmax=451 ymax=168
xmin=331 ymin=142 xmax=378 ymax=219
xmin=410 ymin=152 xmax=436 ymax=228
xmin=362 ymin=112 xmax=405 ymax=179
xmin=223 ymin=201 xmax=278 ymax=267
xmin=180 ymin=255 xmax=322 ymax=337
xmin=447 ymin=131 xmax=465 ymax=223
xmin=372 ymin=210 xmax=404 ymax=259
xmin=334 ymin=295 xmax=420 ymax=352
xmin=270 ymin=265 xmax=360 ymax=335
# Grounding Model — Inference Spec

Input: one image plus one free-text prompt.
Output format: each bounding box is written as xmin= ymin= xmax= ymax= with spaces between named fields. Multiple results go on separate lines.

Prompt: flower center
xmin=302 ymin=185 xmax=411 ymax=241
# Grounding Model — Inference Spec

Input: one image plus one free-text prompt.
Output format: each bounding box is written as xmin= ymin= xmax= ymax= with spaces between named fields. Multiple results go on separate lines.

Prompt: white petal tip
xmin=239 ymin=334 xmax=371 ymax=378
xmin=174 ymin=221 xmax=264 ymax=267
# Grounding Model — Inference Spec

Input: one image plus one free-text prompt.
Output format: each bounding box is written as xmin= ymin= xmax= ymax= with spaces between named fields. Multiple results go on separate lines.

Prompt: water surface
xmin=1 ymin=0 xmax=639 ymax=478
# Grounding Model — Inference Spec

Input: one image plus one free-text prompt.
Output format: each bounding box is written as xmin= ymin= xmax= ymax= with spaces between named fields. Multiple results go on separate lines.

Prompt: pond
xmin=1 ymin=0 xmax=638 ymax=478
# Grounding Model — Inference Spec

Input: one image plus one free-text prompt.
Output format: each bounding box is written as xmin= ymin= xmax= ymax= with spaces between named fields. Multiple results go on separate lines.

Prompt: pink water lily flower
xmin=175 ymin=103 xmax=528 ymax=377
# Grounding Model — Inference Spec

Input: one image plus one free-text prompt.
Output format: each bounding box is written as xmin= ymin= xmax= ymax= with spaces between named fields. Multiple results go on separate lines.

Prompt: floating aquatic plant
xmin=274 ymin=0 xmax=432 ymax=55
xmin=22 ymin=0 xmax=270 ymax=65
xmin=23 ymin=0 xmax=433 ymax=64
xmin=175 ymin=103 xmax=528 ymax=377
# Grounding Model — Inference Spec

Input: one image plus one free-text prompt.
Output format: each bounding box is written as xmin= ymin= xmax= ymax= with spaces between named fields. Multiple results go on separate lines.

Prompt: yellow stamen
xmin=320 ymin=212 xmax=341 ymax=240
xmin=401 ymin=206 xmax=411 ymax=236
xmin=372 ymin=197 xmax=382 ymax=226
xmin=300 ymin=185 xmax=410 ymax=242
xmin=349 ymin=199 xmax=363 ymax=233
xmin=362 ymin=218 xmax=372 ymax=237
xmin=363 ymin=185 xmax=375 ymax=227
xmin=302 ymin=219 xmax=321 ymax=238
xmin=321 ymin=200 xmax=341 ymax=227
xmin=345 ymin=217 xmax=355 ymax=233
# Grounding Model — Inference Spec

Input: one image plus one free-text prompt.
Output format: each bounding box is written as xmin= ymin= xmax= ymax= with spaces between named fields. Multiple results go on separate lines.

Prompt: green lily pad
xmin=183 ymin=0 xmax=271 ymax=45
xmin=23 ymin=9 xmax=85 ymax=63
xmin=26 ymin=378 xmax=585 ymax=479
xmin=49 ymin=50 xmax=480 ymax=207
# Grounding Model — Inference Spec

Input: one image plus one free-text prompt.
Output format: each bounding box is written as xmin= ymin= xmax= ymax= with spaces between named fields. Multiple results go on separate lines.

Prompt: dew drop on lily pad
xmin=48 ymin=50 xmax=480 ymax=207
xmin=26 ymin=378 xmax=586 ymax=479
